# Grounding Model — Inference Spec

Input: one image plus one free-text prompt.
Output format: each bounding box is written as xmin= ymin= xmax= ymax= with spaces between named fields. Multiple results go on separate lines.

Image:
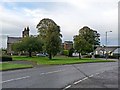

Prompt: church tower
xmin=22 ymin=26 xmax=29 ymax=38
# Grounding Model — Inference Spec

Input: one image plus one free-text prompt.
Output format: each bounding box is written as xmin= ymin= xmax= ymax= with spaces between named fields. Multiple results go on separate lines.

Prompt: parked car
xmin=36 ymin=53 xmax=48 ymax=57
xmin=36 ymin=53 xmax=46 ymax=57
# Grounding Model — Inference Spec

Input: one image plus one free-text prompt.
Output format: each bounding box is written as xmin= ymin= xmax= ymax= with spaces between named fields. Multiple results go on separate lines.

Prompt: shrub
xmin=94 ymin=54 xmax=105 ymax=58
xmin=109 ymin=55 xmax=119 ymax=59
xmin=63 ymin=50 xmax=69 ymax=56
xmin=68 ymin=48 xmax=74 ymax=57
xmin=0 ymin=55 xmax=12 ymax=62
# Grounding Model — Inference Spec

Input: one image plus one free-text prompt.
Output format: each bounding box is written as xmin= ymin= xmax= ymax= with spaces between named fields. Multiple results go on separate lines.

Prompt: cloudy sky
xmin=0 ymin=0 xmax=119 ymax=48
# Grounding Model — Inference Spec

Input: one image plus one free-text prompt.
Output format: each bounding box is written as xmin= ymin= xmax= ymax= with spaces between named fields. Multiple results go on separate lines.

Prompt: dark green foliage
xmin=12 ymin=36 xmax=43 ymax=57
xmin=108 ymin=55 xmax=119 ymax=59
xmin=94 ymin=55 xmax=105 ymax=58
xmin=73 ymin=26 xmax=100 ymax=59
xmin=1 ymin=48 xmax=7 ymax=55
xmin=36 ymin=18 xmax=62 ymax=59
xmin=63 ymin=50 xmax=69 ymax=56
xmin=79 ymin=26 xmax=100 ymax=45
xmin=68 ymin=48 xmax=74 ymax=57
xmin=0 ymin=55 xmax=12 ymax=62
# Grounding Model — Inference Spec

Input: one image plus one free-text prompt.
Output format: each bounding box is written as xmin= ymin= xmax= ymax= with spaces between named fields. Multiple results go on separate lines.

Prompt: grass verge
xmin=0 ymin=62 xmax=33 ymax=71
xmin=12 ymin=56 xmax=116 ymax=65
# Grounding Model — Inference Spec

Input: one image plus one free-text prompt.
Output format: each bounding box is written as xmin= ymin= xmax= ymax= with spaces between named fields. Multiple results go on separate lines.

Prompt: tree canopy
xmin=36 ymin=18 xmax=62 ymax=59
xmin=12 ymin=36 xmax=43 ymax=57
xmin=73 ymin=26 xmax=100 ymax=59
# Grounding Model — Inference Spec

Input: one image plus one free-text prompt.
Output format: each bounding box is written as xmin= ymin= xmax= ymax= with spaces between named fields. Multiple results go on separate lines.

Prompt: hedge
xmin=0 ymin=55 xmax=12 ymax=62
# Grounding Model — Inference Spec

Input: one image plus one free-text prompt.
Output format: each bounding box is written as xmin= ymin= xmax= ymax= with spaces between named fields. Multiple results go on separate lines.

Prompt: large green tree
xmin=12 ymin=36 xmax=43 ymax=57
xmin=73 ymin=26 xmax=100 ymax=59
xmin=36 ymin=18 xmax=62 ymax=59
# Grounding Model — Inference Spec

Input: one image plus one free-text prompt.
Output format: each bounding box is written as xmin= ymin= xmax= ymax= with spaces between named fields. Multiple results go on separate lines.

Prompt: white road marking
xmin=96 ymin=73 xmax=100 ymax=75
xmin=74 ymin=80 xmax=82 ymax=85
xmin=73 ymin=74 xmax=96 ymax=85
xmin=82 ymin=77 xmax=88 ymax=81
xmin=89 ymin=74 xmax=94 ymax=77
xmin=73 ymin=77 xmax=88 ymax=85
xmin=63 ymin=69 xmax=113 ymax=89
xmin=63 ymin=85 xmax=71 ymax=90
xmin=42 ymin=69 xmax=66 ymax=75
xmin=2 ymin=69 xmax=66 ymax=84
xmin=101 ymin=71 xmax=105 ymax=73
xmin=1 ymin=76 xmax=30 ymax=83
xmin=73 ymin=71 xmax=105 ymax=86
xmin=45 ymin=70 xmax=61 ymax=74
xmin=40 ymin=73 xmax=45 ymax=75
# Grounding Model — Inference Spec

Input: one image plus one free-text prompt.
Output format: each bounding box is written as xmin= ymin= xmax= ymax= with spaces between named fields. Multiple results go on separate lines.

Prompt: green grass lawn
xmin=0 ymin=62 xmax=33 ymax=71
xmin=12 ymin=56 xmax=116 ymax=65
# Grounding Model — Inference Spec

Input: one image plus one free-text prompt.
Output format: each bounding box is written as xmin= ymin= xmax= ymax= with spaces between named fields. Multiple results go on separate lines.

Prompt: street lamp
xmin=105 ymin=31 xmax=112 ymax=60
xmin=105 ymin=31 xmax=112 ymax=46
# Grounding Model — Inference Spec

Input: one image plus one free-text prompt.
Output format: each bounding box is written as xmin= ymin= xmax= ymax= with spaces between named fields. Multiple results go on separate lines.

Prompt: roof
xmin=113 ymin=48 xmax=120 ymax=54
xmin=64 ymin=41 xmax=73 ymax=44
xmin=95 ymin=46 xmax=120 ymax=53
xmin=96 ymin=46 xmax=120 ymax=48
xmin=7 ymin=37 xmax=22 ymax=44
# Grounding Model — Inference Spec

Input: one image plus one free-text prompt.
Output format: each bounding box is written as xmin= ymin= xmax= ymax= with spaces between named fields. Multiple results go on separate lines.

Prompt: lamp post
xmin=105 ymin=31 xmax=112 ymax=60
xmin=105 ymin=31 xmax=112 ymax=46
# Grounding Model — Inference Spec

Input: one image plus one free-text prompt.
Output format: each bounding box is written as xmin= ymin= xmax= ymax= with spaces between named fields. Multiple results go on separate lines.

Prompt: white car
xmin=36 ymin=53 xmax=48 ymax=57
xmin=72 ymin=53 xmax=79 ymax=57
xmin=36 ymin=53 xmax=46 ymax=57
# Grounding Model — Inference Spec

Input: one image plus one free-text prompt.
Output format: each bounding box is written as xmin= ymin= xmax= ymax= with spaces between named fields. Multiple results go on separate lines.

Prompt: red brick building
xmin=63 ymin=41 xmax=73 ymax=50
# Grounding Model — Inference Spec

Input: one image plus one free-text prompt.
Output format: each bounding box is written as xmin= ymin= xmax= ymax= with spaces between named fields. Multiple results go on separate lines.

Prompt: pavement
xmin=1 ymin=61 xmax=118 ymax=89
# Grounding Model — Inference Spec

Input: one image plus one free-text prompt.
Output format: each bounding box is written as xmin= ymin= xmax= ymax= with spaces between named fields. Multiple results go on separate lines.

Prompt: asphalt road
xmin=69 ymin=67 xmax=118 ymax=89
xmin=1 ymin=61 xmax=118 ymax=89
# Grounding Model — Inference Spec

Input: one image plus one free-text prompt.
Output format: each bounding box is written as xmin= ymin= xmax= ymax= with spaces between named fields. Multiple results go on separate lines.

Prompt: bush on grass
xmin=109 ymin=55 xmax=119 ymax=59
xmin=68 ymin=48 xmax=74 ymax=57
xmin=63 ymin=50 xmax=69 ymax=56
xmin=0 ymin=55 xmax=12 ymax=62
xmin=94 ymin=54 xmax=105 ymax=58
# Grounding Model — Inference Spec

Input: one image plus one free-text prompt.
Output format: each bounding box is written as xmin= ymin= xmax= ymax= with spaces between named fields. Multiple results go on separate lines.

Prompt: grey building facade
xmin=7 ymin=27 xmax=29 ymax=54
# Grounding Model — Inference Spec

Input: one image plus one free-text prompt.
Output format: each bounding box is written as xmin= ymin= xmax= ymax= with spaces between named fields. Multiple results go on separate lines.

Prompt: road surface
xmin=1 ymin=61 xmax=118 ymax=89
xmin=69 ymin=67 xmax=118 ymax=89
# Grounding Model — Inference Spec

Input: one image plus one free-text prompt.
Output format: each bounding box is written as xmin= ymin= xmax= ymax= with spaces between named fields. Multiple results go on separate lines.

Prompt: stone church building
xmin=7 ymin=26 xmax=74 ymax=55
xmin=7 ymin=27 xmax=29 ymax=54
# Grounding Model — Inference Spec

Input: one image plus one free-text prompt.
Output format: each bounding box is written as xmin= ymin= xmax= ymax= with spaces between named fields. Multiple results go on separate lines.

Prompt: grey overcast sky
xmin=0 ymin=0 xmax=119 ymax=48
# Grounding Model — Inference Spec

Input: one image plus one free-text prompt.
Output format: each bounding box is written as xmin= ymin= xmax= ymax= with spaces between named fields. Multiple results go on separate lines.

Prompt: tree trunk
xmin=49 ymin=53 xmax=52 ymax=60
xmin=29 ymin=51 xmax=32 ymax=57
xmin=79 ymin=52 xmax=81 ymax=59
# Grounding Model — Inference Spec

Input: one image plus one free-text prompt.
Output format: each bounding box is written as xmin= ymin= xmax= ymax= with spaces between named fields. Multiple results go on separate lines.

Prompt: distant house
xmin=7 ymin=27 xmax=29 ymax=54
xmin=63 ymin=41 xmax=73 ymax=50
xmin=94 ymin=46 xmax=120 ymax=56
